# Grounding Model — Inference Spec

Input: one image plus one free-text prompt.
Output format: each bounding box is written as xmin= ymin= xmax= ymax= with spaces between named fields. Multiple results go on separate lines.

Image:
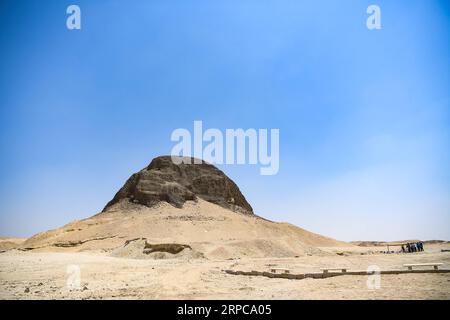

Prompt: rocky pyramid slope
xmin=103 ymin=156 xmax=253 ymax=215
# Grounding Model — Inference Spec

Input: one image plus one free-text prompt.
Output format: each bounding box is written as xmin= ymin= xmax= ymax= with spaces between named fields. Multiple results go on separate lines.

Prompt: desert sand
xmin=1 ymin=243 xmax=449 ymax=300
xmin=1 ymin=157 xmax=449 ymax=300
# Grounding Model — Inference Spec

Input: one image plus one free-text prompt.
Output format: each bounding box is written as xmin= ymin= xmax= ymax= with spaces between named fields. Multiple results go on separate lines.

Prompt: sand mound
xmin=20 ymin=199 xmax=348 ymax=258
xmin=18 ymin=156 xmax=349 ymax=258
xmin=0 ymin=238 xmax=26 ymax=252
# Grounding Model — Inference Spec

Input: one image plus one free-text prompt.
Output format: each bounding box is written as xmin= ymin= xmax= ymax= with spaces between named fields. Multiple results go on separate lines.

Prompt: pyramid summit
xmin=103 ymin=156 xmax=254 ymax=215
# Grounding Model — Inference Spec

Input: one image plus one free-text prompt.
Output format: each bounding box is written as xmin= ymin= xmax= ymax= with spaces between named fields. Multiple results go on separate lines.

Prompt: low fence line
xmin=223 ymin=269 xmax=450 ymax=280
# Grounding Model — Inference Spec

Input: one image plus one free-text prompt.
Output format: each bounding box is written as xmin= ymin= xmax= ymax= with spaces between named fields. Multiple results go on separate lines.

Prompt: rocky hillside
xmin=103 ymin=156 xmax=253 ymax=215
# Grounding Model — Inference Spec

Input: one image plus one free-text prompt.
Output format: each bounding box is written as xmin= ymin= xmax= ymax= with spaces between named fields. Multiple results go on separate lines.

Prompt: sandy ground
xmin=2 ymin=200 xmax=449 ymax=300
xmin=1 ymin=244 xmax=449 ymax=300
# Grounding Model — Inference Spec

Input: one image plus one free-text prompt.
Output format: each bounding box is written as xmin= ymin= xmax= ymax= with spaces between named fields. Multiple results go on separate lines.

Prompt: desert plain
xmin=1 ymin=157 xmax=449 ymax=300
xmin=1 ymin=242 xmax=449 ymax=299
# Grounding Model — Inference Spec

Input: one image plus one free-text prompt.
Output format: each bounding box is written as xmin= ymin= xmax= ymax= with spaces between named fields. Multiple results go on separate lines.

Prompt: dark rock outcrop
xmin=103 ymin=156 xmax=253 ymax=215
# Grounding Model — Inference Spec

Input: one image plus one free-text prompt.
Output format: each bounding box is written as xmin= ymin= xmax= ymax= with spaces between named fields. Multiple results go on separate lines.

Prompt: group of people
xmin=401 ymin=242 xmax=424 ymax=253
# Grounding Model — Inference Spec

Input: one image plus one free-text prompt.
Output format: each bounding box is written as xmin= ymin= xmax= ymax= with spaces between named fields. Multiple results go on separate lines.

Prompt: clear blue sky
xmin=0 ymin=0 xmax=449 ymax=241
